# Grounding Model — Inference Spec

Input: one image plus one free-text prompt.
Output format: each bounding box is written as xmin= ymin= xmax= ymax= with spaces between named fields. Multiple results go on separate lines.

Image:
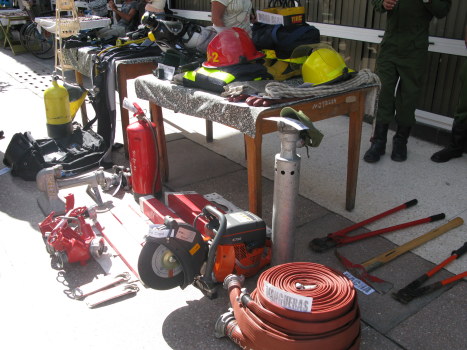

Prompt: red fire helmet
xmin=202 ymin=27 xmax=264 ymax=68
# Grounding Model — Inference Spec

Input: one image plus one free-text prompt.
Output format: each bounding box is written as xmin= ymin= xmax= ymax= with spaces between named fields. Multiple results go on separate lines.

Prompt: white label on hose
xmin=343 ymin=271 xmax=375 ymax=295
xmin=176 ymin=227 xmax=196 ymax=243
xmin=263 ymin=282 xmax=313 ymax=313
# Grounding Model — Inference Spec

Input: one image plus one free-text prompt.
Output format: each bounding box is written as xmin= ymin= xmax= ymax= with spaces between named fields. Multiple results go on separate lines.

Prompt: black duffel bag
xmin=3 ymin=123 xmax=107 ymax=181
xmin=252 ymin=22 xmax=320 ymax=59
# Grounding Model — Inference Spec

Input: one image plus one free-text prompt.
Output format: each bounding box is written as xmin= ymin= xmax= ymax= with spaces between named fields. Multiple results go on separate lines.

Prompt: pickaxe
xmin=392 ymin=241 xmax=467 ymax=303
xmin=336 ymin=217 xmax=464 ymax=294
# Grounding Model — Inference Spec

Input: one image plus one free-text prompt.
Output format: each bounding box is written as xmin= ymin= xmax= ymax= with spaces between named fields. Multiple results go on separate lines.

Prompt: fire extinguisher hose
xmin=143 ymin=115 xmax=161 ymax=196
xmin=223 ymin=262 xmax=361 ymax=350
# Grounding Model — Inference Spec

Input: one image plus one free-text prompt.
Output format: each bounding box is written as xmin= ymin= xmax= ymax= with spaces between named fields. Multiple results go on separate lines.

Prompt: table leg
xmin=117 ymin=66 xmax=130 ymax=155
xmin=0 ymin=23 xmax=7 ymax=48
xmin=244 ymin=134 xmax=263 ymax=216
xmin=117 ymin=62 xmax=155 ymax=155
xmin=345 ymin=91 xmax=365 ymax=211
xmin=206 ymin=120 xmax=213 ymax=143
xmin=150 ymin=102 xmax=169 ymax=182
xmin=3 ymin=18 xmax=27 ymax=55
xmin=74 ymin=71 xmax=88 ymax=126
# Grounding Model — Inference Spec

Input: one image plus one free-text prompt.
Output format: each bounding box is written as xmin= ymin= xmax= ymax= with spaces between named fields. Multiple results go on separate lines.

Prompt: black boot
xmin=431 ymin=119 xmax=467 ymax=163
xmin=391 ymin=125 xmax=411 ymax=162
xmin=364 ymin=122 xmax=389 ymax=163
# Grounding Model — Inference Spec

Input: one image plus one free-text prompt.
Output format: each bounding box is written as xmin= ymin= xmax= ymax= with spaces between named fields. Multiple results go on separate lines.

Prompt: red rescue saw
xmin=138 ymin=193 xmax=272 ymax=298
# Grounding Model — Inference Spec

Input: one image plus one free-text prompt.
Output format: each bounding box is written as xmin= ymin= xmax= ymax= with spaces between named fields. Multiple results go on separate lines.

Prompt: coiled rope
xmin=222 ymin=262 xmax=361 ymax=350
xmin=264 ymin=69 xmax=380 ymax=99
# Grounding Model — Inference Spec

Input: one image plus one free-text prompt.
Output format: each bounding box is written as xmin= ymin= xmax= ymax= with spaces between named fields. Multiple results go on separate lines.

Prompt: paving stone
xmin=0 ymin=171 xmax=45 ymax=224
xmin=165 ymin=138 xmax=243 ymax=189
xmin=387 ymin=282 xmax=467 ymax=350
xmin=360 ymin=323 xmax=404 ymax=350
xmin=161 ymin=292 xmax=239 ymax=350
xmin=165 ymin=131 xmax=185 ymax=142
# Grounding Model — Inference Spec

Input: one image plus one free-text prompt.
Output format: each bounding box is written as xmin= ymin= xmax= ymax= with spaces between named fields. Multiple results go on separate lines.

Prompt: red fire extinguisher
xmin=124 ymin=99 xmax=162 ymax=201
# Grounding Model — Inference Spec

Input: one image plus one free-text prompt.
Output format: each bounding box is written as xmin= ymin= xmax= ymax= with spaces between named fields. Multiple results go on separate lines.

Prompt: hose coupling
xmin=223 ymin=274 xmax=245 ymax=290
xmin=295 ymin=282 xmax=317 ymax=290
xmin=238 ymin=288 xmax=252 ymax=307
xmin=214 ymin=308 xmax=236 ymax=338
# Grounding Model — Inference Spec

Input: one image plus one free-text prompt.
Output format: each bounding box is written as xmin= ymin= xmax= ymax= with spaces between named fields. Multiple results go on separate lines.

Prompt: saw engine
xmin=39 ymin=205 xmax=107 ymax=269
xmin=138 ymin=193 xmax=271 ymax=298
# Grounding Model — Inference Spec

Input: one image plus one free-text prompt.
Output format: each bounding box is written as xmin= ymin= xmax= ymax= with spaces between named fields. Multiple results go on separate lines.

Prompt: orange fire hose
xmin=220 ymin=262 xmax=361 ymax=350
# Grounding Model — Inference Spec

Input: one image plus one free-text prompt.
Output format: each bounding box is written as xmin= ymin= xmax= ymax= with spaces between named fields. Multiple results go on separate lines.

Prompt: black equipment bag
xmin=252 ymin=22 xmax=320 ymax=59
xmin=3 ymin=124 xmax=107 ymax=181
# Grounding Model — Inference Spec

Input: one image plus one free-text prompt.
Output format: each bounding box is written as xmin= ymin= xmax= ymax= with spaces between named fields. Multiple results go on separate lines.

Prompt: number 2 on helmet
xmin=210 ymin=52 xmax=219 ymax=63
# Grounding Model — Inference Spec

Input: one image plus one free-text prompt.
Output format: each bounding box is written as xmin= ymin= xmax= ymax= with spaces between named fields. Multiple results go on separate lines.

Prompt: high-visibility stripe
xmin=196 ymin=67 xmax=236 ymax=84
xmin=184 ymin=67 xmax=236 ymax=84
xmin=184 ymin=70 xmax=196 ymax=81
xmin=325 ymin=64 xmax=346 ymax=79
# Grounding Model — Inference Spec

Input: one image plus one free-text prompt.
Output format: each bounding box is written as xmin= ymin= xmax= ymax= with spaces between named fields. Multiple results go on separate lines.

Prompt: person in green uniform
xmin=431 ymin=25 xmax=467 ymax=162
xmin=364 ymin=0 xmax=451 ymax=163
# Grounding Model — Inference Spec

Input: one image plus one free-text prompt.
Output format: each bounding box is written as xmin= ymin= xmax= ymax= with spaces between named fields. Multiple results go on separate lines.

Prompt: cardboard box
xmin=256 ymin=7 xmax=305 ymax=26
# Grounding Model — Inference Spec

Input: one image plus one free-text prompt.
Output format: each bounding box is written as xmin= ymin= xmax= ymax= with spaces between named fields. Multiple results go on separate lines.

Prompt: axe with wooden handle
xmin=336 ymin=217 xmax=464 ymax=294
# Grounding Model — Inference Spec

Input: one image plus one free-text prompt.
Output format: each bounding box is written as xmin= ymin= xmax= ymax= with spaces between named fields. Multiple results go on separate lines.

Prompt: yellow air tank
xmin=44 ymin=77 xmax=72 ymax=138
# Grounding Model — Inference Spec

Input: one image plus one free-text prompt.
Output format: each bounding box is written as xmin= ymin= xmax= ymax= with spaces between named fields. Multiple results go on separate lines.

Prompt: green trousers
xmin=375 ymin=47 xmax=428 ymax=127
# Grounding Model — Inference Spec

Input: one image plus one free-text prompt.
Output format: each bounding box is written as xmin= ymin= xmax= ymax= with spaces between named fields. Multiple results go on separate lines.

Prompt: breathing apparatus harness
xmin=140 ymin=12 xmax=208 ymax=79
xmin=141 ymin=12 xmax=208 ymax=52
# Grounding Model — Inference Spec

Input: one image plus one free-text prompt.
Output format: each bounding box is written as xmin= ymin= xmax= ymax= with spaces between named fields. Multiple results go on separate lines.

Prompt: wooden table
xmin=34 ymin=15 xmax=111 ymax=34
xmin=0 ymin=10 xmax=29 ymax=55
xmin=134 ymin=75 xmax=379 ymax=216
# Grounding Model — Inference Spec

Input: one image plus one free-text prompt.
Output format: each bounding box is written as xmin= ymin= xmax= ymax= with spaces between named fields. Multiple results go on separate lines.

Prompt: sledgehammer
xmin=336 ymin=217 xmax=464 ymax=294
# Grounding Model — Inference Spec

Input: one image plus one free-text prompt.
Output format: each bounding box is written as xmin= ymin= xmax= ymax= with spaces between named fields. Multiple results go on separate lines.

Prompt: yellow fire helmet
xmin=300 ymin=44 xmax=355 ymax=86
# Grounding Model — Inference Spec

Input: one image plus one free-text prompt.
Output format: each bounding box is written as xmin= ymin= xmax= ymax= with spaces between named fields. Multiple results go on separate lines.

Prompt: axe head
xmin=335 ymin=250 xmax=394 ymax=294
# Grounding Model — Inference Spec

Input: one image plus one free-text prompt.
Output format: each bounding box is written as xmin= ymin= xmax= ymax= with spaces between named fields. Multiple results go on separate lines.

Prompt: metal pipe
xmin=271 ymin=122 xmax=301 ymax=266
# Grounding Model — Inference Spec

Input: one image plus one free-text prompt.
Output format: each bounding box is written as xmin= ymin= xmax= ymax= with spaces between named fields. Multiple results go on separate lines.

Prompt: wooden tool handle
xmin=362 ymin=217 xmax=464 ymax=271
